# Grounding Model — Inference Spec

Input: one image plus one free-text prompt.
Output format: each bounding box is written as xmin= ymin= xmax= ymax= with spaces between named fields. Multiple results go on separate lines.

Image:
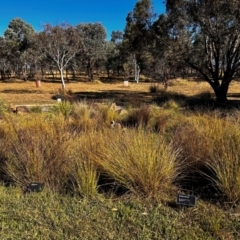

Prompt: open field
xmin=1 ymin=77 xmax=240 ymax=107
xmin=0 ymin=78 xmax=229 ymax=105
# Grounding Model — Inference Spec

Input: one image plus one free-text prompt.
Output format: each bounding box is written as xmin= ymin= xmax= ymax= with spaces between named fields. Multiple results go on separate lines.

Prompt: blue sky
xmin=0 ymin=0 xmax=166 ymax=39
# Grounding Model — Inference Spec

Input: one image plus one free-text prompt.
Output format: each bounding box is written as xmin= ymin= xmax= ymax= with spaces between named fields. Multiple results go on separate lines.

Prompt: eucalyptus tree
xmin=166 ymin=0 xmax=240 ymax=101
xmin=38 ymin=23 xmax=83 ymax=89
xmin=111 ymin=30 xmax=123 ymax=45
xmin=150 ymin=13 xmax=188 ymax=86
xmin=3 ymin=18 xmax=36 ymax=79
xmin=104 ymin=41 xmax=116 ymax=78
xmin=75 ymin=23 xmax=107 ymax=81
xmin=0 ymin=37 xmax=9 ymax=80
xmin=102 ymin=31 xmax=124 ymax=78
xmin=122 ymin=0 xmax=157 ymax=83
xmin=105 ymin=42 xmax=124 ymax=78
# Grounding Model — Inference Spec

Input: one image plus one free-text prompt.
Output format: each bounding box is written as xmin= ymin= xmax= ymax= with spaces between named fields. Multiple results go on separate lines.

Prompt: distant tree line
xmin=1 ymin=0 xmax=240 ymax=101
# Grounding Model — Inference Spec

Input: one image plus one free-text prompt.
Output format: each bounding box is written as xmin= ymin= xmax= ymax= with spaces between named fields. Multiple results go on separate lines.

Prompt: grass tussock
xmin=93 ymin=129 xmax=181 ymax=200
xmin=2 ymin=115 xmax=73 ymax=192
xmin=206 ymin=131 xmax=240 ymax=203
xmin=0 ymin=98 xmax=8 ymax=116
xmin=174 ymin=112 xmax=240 ymax=202
xmin=67 ymin=133 xmax=104 ymax=198
xmin=123 ymin=105 xmax=152 ymax=128
xmin=48 ymin=100 xmax=74 ymax=119
xmin=69 ymin=101 xmax=99 ymax=131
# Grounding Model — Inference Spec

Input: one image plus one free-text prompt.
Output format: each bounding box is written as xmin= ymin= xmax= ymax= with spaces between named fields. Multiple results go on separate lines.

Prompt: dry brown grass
xmin=0 ymin=78 xmax=155 ymax=105
xmin=1 ymin=77 xmax=240 ymax=109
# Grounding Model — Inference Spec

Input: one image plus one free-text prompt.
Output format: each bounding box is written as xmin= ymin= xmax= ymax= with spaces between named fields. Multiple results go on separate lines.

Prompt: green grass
xmin=0 ymin=186 xmax=239 ymax=239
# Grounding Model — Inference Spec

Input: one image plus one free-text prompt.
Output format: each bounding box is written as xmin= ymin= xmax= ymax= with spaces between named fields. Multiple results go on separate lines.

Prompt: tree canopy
xmin=38 ymin=23 xmax=83 ymax=89
xmin=165 ymin=0 xmax=240 ymax=101
xmin=75 ymin=23 xmax=107 ymax=81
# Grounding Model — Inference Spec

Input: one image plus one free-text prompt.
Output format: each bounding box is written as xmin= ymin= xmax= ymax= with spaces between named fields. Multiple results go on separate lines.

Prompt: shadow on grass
xmin=2 ymin=89 xmax=43 ymax=94
xmin=71 ymin=89 xmax=240 ymax=110
xmin=73 ymin=90 xmax=157 ymax=107
xmin=39 ymin=76 xmax=124 ymax=83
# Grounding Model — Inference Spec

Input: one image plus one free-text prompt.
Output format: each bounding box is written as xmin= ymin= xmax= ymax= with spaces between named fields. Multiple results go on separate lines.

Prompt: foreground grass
xmin=0 ymin=186 xmax=239 ymax=240
xmin=1 ymin=90 xmax=240 ymax=239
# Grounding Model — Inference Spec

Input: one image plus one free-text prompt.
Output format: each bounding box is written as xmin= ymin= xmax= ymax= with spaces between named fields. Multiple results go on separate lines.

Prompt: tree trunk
xmin=107 ymin=68 xmax=110 ymax=78
xmin=135 ymin=64 xmax=140 ymax=83
xmin=66 ymin=68 xmax=69 ymax=82
xmin=0 ymin=70 xmax=3 ymax=80
xmin=71 ymin=67 xmax=76 ymax=80
xmin=87 ymin=59 xmax=93 ymax=81
xmin=41 ymin=65 xmax=45 ymax=80
xmin=2 ymin=65 xmax=6 ymax=80
xmin=22 ymin=61 xmax=27 ymax=81
xmin=213 ymin=82 xmax=229 ymax=102
xmin=59 ymin=68 xmax=66 ymax=89
xmin=133 ymin=55 xmax=140 ymax=83
xmin=50 ymin=67 xmax=55 ymax=80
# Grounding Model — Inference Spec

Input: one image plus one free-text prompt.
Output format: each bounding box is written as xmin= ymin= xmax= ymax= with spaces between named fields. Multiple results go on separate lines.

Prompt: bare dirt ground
xmin=0 ymin=78 xmax=239 ymax=107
